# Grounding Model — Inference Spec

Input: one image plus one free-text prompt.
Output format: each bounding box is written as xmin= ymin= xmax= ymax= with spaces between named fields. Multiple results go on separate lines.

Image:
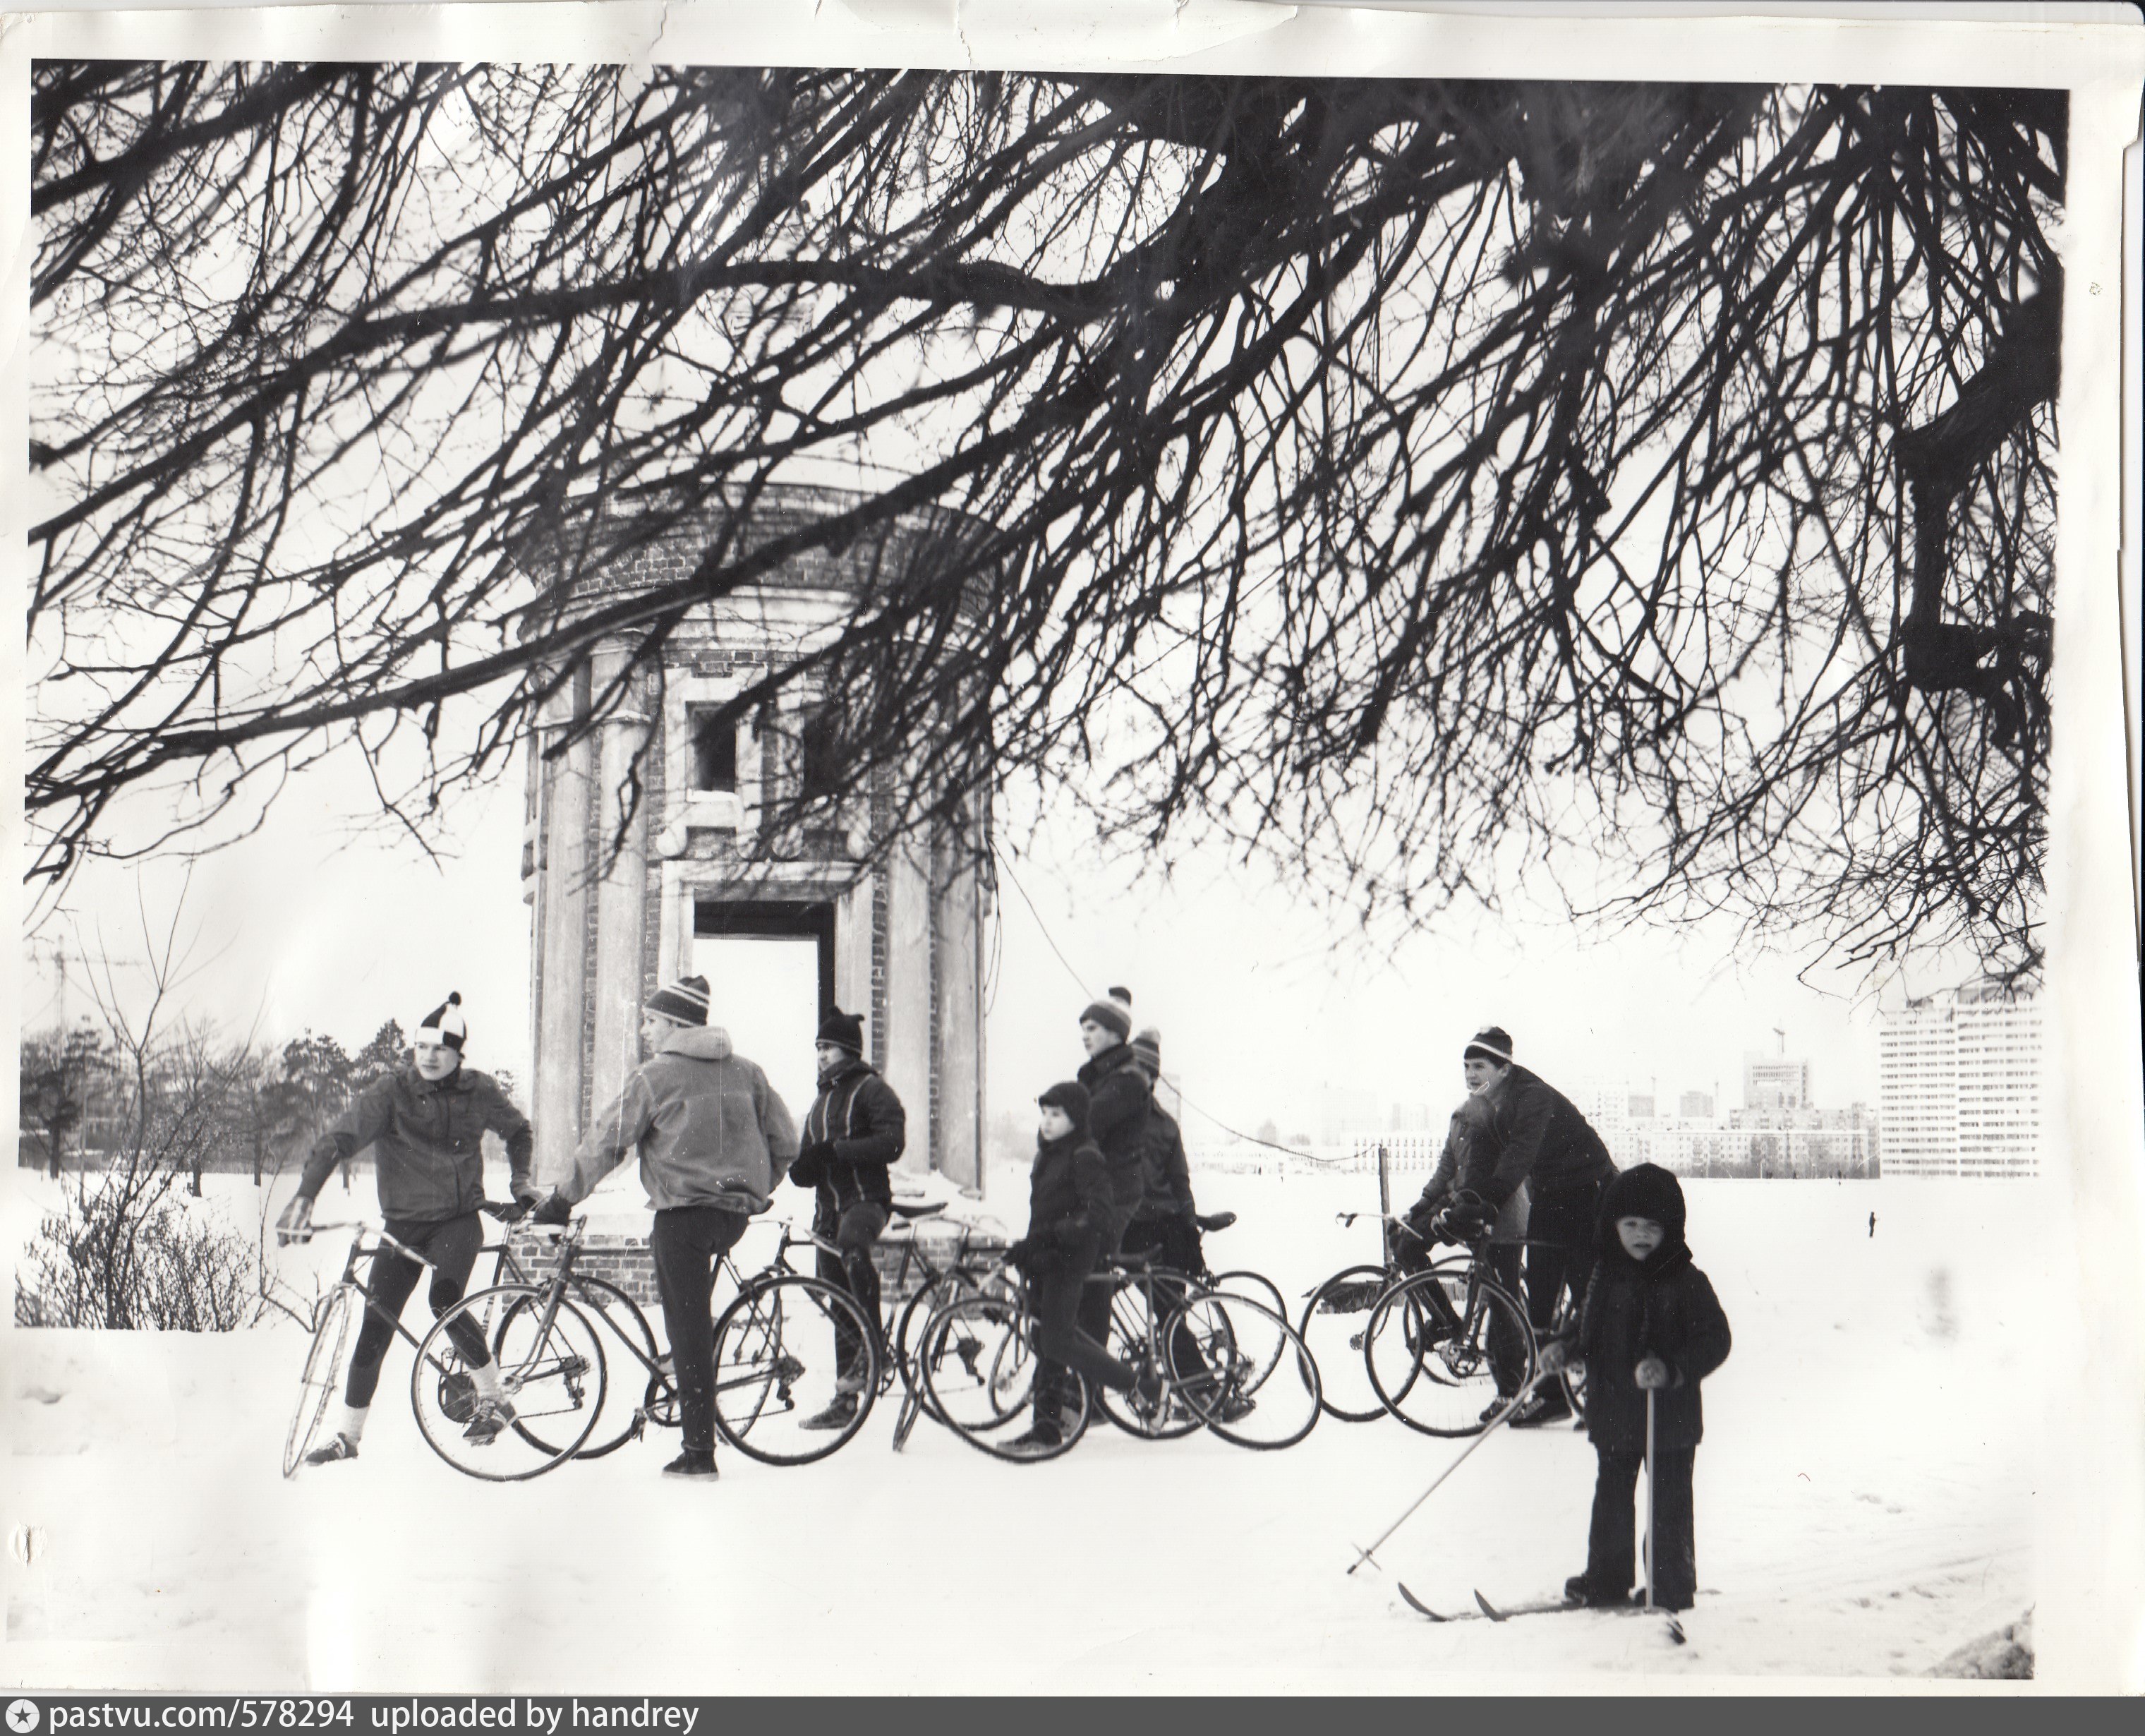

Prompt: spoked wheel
xmin=1096 ymin=1279 xmax=1203 ymax=1440
xmin=490 ymin=1278 xmax=655 ymax=1460
xmin=284 ymin=1285 xmax=355 ymax=1477
xmin=1204 ymin=1269 xmax=1288 ymax=1394
xmin=1298 ymin=1265 xmax=1396 ymax=1422
xmin=917 ymin=1292 xmax=1091 ymax=1462
xmin=711 ymin=1274 xmax=878 ymax=1466
xmin=1363 ymin=1268 xmax=1535 ymax=1438
xmin=1168 ymin=1291 xmax=1323 ymax=1451
xmin=415 ymin=1286 xmax=607 ymax=1480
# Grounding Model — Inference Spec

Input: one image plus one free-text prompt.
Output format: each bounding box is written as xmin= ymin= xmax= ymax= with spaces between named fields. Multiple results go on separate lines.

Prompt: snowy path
xmin=4 ymin=1176 xmax=2036 ymax=1689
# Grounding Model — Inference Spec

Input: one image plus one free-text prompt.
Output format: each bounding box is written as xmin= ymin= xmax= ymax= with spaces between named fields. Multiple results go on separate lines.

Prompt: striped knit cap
xmin=416 ymin=991 xmax=466 ymax=1053
xmin=646 ymin=974 xmax=712 ymax=1027
xmin=1080 ymin=987 xmax=1134 ymax=1043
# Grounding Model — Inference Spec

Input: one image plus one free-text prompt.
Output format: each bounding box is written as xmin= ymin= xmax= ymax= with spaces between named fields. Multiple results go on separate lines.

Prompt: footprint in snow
xmin=18 ymin=1387 xmax=64 ymax=1406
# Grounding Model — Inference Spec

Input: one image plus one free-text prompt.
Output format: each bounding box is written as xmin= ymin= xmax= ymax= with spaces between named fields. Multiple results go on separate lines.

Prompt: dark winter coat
xmin=1471 ymin=1065 xmax=1617 ymax=1207
xmin=1077 ymin=1041 xmax=1152 ymax=1219
xmin=1025 ymin=1133 xmax=1113 ymax=1253
xmin=790 ymin=1058 xmax=906 ymax=1214
xmin=299 ymin=1062 xmax=533 ymax=1224
xmin=1410 ymin=1092 xmax=1499 ymax=1221
xmin=1130 ymin=1102 xmax=1195 ymax=1223
xmin=1564 ymin=1172 xmax=1732 ymax=1452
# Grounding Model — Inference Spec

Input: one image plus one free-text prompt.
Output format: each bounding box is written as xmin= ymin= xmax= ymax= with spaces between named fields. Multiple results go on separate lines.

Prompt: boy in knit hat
xmin=1541 ymin=1163 xmax=1732 ymax=1612
xmin=999 ymin=1080 xmax=1151 ymax=1454
xmin=275 ymin=991 xmax=537 ymax=1463
xmin=530 ymin=973 xmax=799 ymax=1480
xmin=1073 ymin=987 xmax=1149 ymax=1356
xmin=787 ymin=1006 xmax=907 ymax=1430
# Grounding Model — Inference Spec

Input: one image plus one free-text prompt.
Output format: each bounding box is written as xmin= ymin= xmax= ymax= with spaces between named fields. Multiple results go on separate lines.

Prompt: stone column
xmin=586 ymin=641 xmax=652 ymax=1131
xmin=531 ymin=666 xmax=595 ymax=1186
xmin=882 ymin=838 xmax=933 ymax=1177
xmin=934 ymin=843 xmax=984 ymax=1192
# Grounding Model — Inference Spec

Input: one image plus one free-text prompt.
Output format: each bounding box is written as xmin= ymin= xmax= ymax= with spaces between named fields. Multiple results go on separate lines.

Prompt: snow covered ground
xmin=2 ymin=1167 xmax=2052 ymax=1691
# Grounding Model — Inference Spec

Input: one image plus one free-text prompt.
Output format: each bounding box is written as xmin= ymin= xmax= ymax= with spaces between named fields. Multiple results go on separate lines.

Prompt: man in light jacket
xmin=530 ymin=973 xmax=798 ymax=1480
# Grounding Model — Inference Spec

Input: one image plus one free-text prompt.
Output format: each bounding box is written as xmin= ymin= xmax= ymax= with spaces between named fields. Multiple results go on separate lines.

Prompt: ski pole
xmin=1643 ymin=1384 xmax=1657 ymax=1613
xmin=1346 ymin=1368 xmax=1551 ymax=1575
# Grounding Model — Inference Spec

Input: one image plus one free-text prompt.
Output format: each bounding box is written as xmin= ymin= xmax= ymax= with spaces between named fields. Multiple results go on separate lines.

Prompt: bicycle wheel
xmin=1205 ymin=1268 xmax=1288 ymax=1393
xmin=284 ymin=1285 xmax=355 ymax=1477
xmin=1364 ymin=1268 xmax=1535 ymax=1437
xmin=491 ymin=1277 xmax=657 ymax=1460
xmin=1298 ymin=1264 xmax=1396 ymax=1422
xmin=1096 ymin=1277 xmax=1203 ymax=1440
xmin=567 ymin=1277 xmax=663 ymax=1458
xmin=711 ymin=1275 xmax=878 ymax=1466
xmin=1168 ymin=1291 xmax=1322 ymax=1450
xmin=917 ymin=1292 xmax=1092 ymax=1462
xmin=414 ymin=1286 xmax=606 ymax=1480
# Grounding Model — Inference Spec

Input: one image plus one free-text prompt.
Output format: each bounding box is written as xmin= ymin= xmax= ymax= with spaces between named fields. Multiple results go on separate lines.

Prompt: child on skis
xmin=1540 ymin=1163 xmax=1731 ymax=1613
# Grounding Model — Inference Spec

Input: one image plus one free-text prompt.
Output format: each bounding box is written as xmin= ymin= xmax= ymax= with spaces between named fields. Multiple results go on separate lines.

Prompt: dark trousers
xmin=1120 ymin=1216 xmax=1205 ymax=1378
xmin=347 ymin=1212 xmax=487 ymax=1406
xmin=1527 ymin=1179 xmax=1609 ymax=1333
xmin=814 ymin=1199 xmax=889 ymax=1388
xmin=1073 ymin=1205 xmax=1132 ymax=1359
xmin=1029 ymin=1231 xmax=1135 ymax=1433
xmin=651 ymin=1205 xmax=750 ymax=1453
xmin=1485 ymin=1241 xmax=1529 ymax=1397
xmin=1585 ymin=1444 xmax=1698 ymax=1607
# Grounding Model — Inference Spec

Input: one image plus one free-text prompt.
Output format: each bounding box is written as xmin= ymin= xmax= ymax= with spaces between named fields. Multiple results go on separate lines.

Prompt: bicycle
xmin=285 ymin=1213 xmax=604 ymax=1482
xmin=910 ymin=1260 xmax=1096 ymax=1463
xmin=1361 ymin=1228 xmax=1537 ymax=1438
xmin=1092 ymin=1246 xmax=1323 ymax=1452
xmin=1297 ymin=1212 xmax=1427 ymax=1423
xmin=863 ymin=1201 xmax=1015 ymax=1449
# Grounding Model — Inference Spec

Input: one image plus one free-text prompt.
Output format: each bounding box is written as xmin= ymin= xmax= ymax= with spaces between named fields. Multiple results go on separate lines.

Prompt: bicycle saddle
xmin=1196 ymin=1211 xmax=1237 ymax=1233
xmin=889 ymin=1200 xmax=947 ymax=1219
xmin=1110 ymin=1248 xmax=1165 ymax=1270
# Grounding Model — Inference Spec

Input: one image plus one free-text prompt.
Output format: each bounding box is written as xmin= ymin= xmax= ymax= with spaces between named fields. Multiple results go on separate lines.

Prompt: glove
xmin=1001 ymin=1237 xmax=1037 ymax=1267
xmin=274 ymin=1193 xmax=315 ymax=1246
xmin=1434 ymin=1193 xmax=1497 ymax=1243
xmin=530 ymin=1190 xmax=573 ymax=1227
xmin=1537 ymin=1339 xmax=1571 ymax=1374
xmin=789 ymin=1143 xmax=833 ymax=1188
xmin=1633 ymin=1355 xmax=1675 ymax=1390
xmin=489 ymin=1197 xmax=533 ymax=1225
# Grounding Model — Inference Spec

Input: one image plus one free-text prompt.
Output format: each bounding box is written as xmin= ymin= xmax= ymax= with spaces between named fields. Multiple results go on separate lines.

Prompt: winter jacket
xmin=299 ymin=1063 xmax=533 ymax=1224
xmin=1130 ymin=1103 xmax=1196 ymax=1223
xmin=790 ymin=1058 xmax=906 ymax=1214
xmin=1566 ymin=1243 xmax=1732 ymax=1453
xmin=1077 ymin=1042 xmax=1152 ymax=1218
xmin=1463 ymin=1066 xmax=1614 ymax=1208
xmin=1025 ymin=1132 xmax=1113 ymax=1251
xmin=1409 ymin=1092 xmax=1499 ymax=1222
xmin=560 ymin=1025 xmax=799 ymax=1217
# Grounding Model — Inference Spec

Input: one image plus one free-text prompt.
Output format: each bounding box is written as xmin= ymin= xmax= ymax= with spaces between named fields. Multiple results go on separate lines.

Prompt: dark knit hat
xmin=646 ymin=974 xmax=712 ymax=1027
xmin=416 ymin=991 xmax=466 ymax=1053
xmin=1130 ymin=1027 xmax=1162 ymax=1079
xmin=1037 ymin=1080 xmax=1093 ymax=1138
xmin=1600 ymin=1162 xmax=1686 ymax=1248
xmin=816 ymin=1006 xmax=865 ymax=1054
xmin=1080 ymin=988 xmax=1134 ymax=1043
xmin=1463 ymin=1025 xmax=1516 ymax=1067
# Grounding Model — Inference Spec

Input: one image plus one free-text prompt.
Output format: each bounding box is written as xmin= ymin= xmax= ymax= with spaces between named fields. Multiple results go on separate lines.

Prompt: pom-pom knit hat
xmin=817 ymin=1006 xmax=866 ymax=1054
xmin=1130 ymin=1027 xmax=1162 ymax=1078
xmin=416 ymin=992 xmax=466 ymax=1053
xmin=646 ymin=975 xmax=712 ymax=1027
xmin=1463 ymin=1025 xmax=1516 ymax=1067
xmin=1080 ymin=988 xmax=1134 ymax=1043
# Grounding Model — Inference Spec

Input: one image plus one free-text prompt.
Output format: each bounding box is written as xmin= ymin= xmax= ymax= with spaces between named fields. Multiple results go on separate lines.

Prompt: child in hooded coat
xmin=1545 ymin=1163 xmax=1731 ymax=1613
xmin=1000 ymin=1081 xmax=1144 ymax=1449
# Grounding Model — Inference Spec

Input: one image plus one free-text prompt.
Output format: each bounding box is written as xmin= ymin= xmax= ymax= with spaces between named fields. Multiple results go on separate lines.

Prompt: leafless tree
xmin=28 ymin=68 xmax=2064 ymax=975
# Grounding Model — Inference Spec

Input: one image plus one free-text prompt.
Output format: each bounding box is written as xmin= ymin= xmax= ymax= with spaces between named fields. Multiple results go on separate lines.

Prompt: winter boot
xmin=799 ymin=1394 xmax=860 ymax=1432
xmin=662 ymin=1449 xmax=718 ymax=1480
xmin=1000 ymin=1425 xmax=1063 ymax=1459
xmin=304 ymin=1433 xmax=359 ymax=1466
xmin=1564 ymin=1574 xmax=1627 ymax=1609
xmin=1508 ymin=1390 xmax=1569 ymax=1428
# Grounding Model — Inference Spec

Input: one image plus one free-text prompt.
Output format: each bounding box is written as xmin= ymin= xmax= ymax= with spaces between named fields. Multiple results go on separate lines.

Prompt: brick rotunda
xmin=514 ymin=484 xmax=991 ymax=1212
